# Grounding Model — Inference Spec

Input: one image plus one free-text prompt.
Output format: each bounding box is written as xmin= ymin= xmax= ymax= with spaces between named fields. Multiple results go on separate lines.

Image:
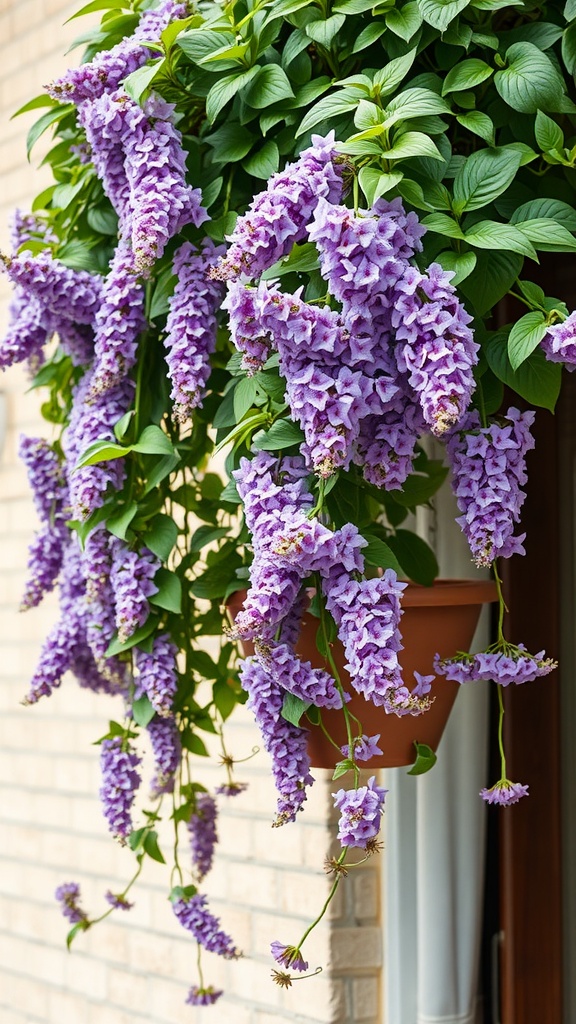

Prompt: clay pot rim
xmin=401 ymin=577 xmax=498 ymax=608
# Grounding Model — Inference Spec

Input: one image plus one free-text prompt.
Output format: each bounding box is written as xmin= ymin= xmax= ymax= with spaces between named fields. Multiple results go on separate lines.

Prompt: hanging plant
xmin=3 ymin=0 xmax=573 ymax=1004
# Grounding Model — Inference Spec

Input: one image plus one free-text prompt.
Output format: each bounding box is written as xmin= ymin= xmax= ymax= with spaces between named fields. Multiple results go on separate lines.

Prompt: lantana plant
xmin=3 ymin=0 xmax=575 ymax=1003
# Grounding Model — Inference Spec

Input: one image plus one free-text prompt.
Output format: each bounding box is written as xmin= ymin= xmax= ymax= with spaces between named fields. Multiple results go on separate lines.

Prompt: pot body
xmin=229 ymin=579 xmax=497 ymax=769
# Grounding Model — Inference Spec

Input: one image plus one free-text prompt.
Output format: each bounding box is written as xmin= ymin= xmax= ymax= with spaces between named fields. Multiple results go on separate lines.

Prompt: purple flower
xmin=110 ymin=542 xmax=159 ymax=644
xmin=391 ymin=262 xmax=478 ymax=436
xmin=333 ymin=777 xmax=388 ymax=848
xmin=341 ymin=734 xmax=383 ymax=762
xmin=18 ymin=435 xmax=70 ymax=609
xmin=186 ymin=986 xmax=223 ymax=1006
xmin=147 ymin=715 xmax=181 ymax=797
xmin=188 ymin=794 xmax=218 ymax=881
xmin=172 ymin=893 xmax=240 ymax=959
xmin=1 ymin=249 xmax=103 ymax=326
xmin=216 ymin=782 xmax=248 ymax=798
xmin=270 ymin=942 xmax=308 ymax=972
xmin=447 ymin=408 xmax=536 ymax=567
xmin=88 ymin=239 xmax=147 ymax=398
xmin=541 ymin=311 xmax=576 ymax=369
xmin=105 ymin=890 xmax=134 ymax=910
xmin=82 ymin=527 xmax=127 ymax=689
xmin=164 ymin=239 xmax=225 ymax=420
xmin=239 ymin=657 xmax=313 ymax=825
xmin=255 ymin=639 xmax=343 ymax=710
xmin=434 ymin=644 xmax=557 ymax=685
xmin=99 ymin=736 xmax=141 ymax=842
xmin=135 ymin=635 xmax=178 ymax=716
xmin=215 ymin=133 xmax=344 ymax=281
xmin=480 ymin=780 xmax=529 ymax=805
xmin=20 ymin=525 xmax=68 ymax=610
xmin=55 ymin=882 xmax=88 ymax=925
xmin=353 ymin=392 xmax=425 ymax=490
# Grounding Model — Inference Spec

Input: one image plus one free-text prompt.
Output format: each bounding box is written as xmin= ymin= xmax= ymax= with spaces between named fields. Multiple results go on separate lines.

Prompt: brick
xmin=330 ymin=927 xmax=383 ymax=972
xmin=352 ymin=976 xmax=380 ymax=1021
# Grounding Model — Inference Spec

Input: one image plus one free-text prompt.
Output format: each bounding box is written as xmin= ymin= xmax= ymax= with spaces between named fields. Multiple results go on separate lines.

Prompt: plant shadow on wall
xmin=3 ymin=0 xmax=575 ymax=1006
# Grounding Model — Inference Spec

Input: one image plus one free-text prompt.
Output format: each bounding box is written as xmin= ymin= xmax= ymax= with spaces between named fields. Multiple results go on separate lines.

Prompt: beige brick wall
xmin=0 ymin=3 xmax=383 ymax=1021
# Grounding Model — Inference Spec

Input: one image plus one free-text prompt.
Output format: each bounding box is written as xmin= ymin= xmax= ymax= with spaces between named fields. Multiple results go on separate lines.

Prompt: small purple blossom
xmin=341 ymin=734 xmax=383 ymax=762
xmin=447 ymin=408 xmax=536 ymax=567
xmin=186 ymin=986 xmax=223 ymax=1006
xmin=434 ymin=644 xmax=557 ymax=685
xmin=110 ymin=542 xmax=159 ymax=644
xmin=188 ymin=794 xmax=218 ymax=881
xmin=99 ymin=736 xmax=141 ymax=842
xmin=147 ymin=715 xmax=181 ymax=797
xmin=270 ymin=942 xmax=309 ymax=972
xmin=135 ymin=635 xmax=178 ymax=716
xmin=333 ymin=776 xmax=388 ymax=849
xmin=216 ymin=782 xmax=248 ymax=797
xmin=480 ymin=780 xmax=529 ymax=806
xmin=541 ymin=311 xmax=576 ymax=369
xmin=55 ymin=882 xmax=88 ymax=925
xmin=172 ymin=893 xmax=240 ymax=959
xmin=105 ymin=890 xmax=134 ymax=910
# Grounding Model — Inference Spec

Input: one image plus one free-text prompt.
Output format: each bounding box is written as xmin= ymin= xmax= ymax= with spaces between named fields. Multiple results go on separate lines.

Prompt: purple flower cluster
xmin=2 ymin=250 xmax=102 ymax=325
xmin=341 ymin=734 xmax=383 ymax=762
xmin=49 ymin=0 xmax=189 ymax=103
xmin=186 ymin=986 xmax=223 ymax=1006
xmin=332 ymin=776 xmax=388 ymax=848
xmin=134 ymin=634 xmax=178 ymax=716
xmin=447 ymin=408 xmax=536 ymax=566
xmin=55 ymin=882 xmax=88 ymax=925
xmin=542 ymin=311 xmax=576 ymax=369
xmin=434 ymin=643 xmax=557 ymax=685
xmin=215 ymin=133 xmax=344 ymax=281
xmin=164 ymin=239 xmax=225 ymax=420
xmin=172 ymin=893 xmax=240 ymax=959
xmin=188 ymin=793 xmax=218 ymax=880
xmin=239 ymin=657 xmax=314 ymax=825
xmin=99 ymin=736 xmax=141 ymax=842
xmin=18 ymin=436 xmax=70 ymax=609
xmin=82 ymin=528 xmax=127 ymax=689
xmin=480 ymin=780 xmax=529 ymax=806
xmin=89 ymin=239 xmax=146 ymax=398
xmin=110 ymin=542 xmax=159 ymax=644
xmin=255 ymin=639 xmax=343 ymax=710
xmin=147 ymin=715 xmax=181 ymax=796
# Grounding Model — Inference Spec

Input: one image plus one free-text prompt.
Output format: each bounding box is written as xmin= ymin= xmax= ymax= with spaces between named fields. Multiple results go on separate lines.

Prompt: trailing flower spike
xmin=6 ymin=0 xmax=574 ymax=1006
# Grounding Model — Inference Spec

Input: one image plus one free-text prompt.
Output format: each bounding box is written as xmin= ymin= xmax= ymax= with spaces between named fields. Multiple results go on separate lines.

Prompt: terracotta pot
xmin=228 ymin=579 xmax=497 ymax=769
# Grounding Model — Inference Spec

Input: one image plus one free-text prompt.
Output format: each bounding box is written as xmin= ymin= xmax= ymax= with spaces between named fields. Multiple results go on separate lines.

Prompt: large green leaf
xmin=441 ymin=58 xmax=493 ymax=95
xmin=243 ymin=65 xmax=294 ymax=108
xmin=296 ymin=90 xmax=359 ymax=136
xmin=511 ymin=198 xmax=576 ymax=232
xmin=507 ymin=312 xmax=548 ymax=370
xmin=418 ymin=0 xmax=470 ymax=31
xmin=485 ymin=333 xmax=562 ymax=411
xmin=455 ymin=111 xmax=495 ymax=145
xmin=373 ymin=48 xmax=417 ymax=96
xmin=386 ymin=530 xmax=439 ymax=585
xmin=534 ymin=110 xmax=564 ymax=151
xmin=459 ymin=249 xmax=523 ymax=315
xmin=463 ymin=220 xmax=537 ymax=259
xmin=494 ymin=42 xmax=566 ymax=113
xmin=385 ymin=2 xmax=423 ymax=41
xmin=452 ymin=147 xmax=522 ymax=213
xmin=515 ymin=218 xmax=576 ymax=252
xmin=205 ymin=67 xmax=260 ymax=122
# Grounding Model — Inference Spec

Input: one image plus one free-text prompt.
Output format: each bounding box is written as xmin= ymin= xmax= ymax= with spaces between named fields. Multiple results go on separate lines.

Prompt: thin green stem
xmin=492 ymin=561 xmax=508 ymax=643
xmin=497 ymin=683 xmax=507 ymax=780
xmin=297 ymin=849 xmax=347 ymax=949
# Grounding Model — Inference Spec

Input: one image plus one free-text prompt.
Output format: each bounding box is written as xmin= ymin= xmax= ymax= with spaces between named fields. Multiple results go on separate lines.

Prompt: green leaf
xmin=182 ymin=730 xmax=210 ymax=756
xmin=332 ymin=758 xmax=355 ymax=780
xmin=76 ymin=439 xmax=127 ymax=468
xmin=386 ymin=530 xmax=438 ymax=585
xmin=296 ymin=90 xmax=359 ymax=136
xmin=562 ymin=21 xmax=576 ymax=76
xmin=392 ymin=465 xmax=449 ymax=506
xmin=397 ymin=178 xmax=435 ymax=212
xmin=442 ymin=58 xmax=493 ymax=95
xmin=242 ymin=140 xmax=279 ymax=179
xmin=106 ymin=617 xmax=159 ymax=657
xmin=190 ymin=555 xmax=242 ymax=600
xmin=26 ymin=106 xmax=72 ymax=160
xmin=418 ymin=0 xmax=470 ymax=32
xmin=373 ymin=48 xmax=417 ymax=96
xmin=265 ymin=0 xmax=312 ymax=19
xmin=455 ymin=111 xmax=495 ymax=145
xmin=143 ymin=455 xmax=180 ymax=495
xmin=281 ymin=692 xmax=311 ymax=727
xmin=12 ymin=94 xmax=58 ymax=119
xmin=511 ymin=198 xmax=576 ymax=232
xmin=252 ymin=419 xmax=304 ymax=451
xmin=123 ymin=60 xmax=164 ymax=104
xmin=435 ymin=249 xmax=477 ymax=284
xmin=67 ymin=0 xmax=128 ymax=20
xmin=205 ymin=67 xmax=260 ymax=122
xmin=213 ymin=678 xmax=238 ymax=720
xmin=243 ymin=65 xmax=294 ymax=108
xmin=381 ymin=131 xmax=443 ymax=161
xmin=352 ymin=21 xmax=387 ymax=52
xmin=517 ymin=280 xmax=546 ymax=307
xmin=383 ymin=87 xmax=451 ymax=126
xmin=362 ymin=535 xmax=403 ymax=574
xmin=66 ymin=921 xmax=89 ymax=949
xmin=143 ymin=830 xmax=166 ymax=864
xmin=203 ymin=122 xmax=254 ymax=163
xmin=132 ymin=425 xmax=177 ymax=457
xmin=87 ymin=205 xmax=118 ymax=235
xmin=132 ymin=694 xmax=156 ymax=727
xmin=420 ymin=213 xmax=465 ymax=239
xmin=452 ymin=147 xmax=522 ymax=213
xmin=144 ymin=514 xmax=179 ymax=560
xmin=507 ymin=311 xmax=548 ymax=370
xmin=107 ymin=501 xmax=138 ymax=541
xmin=150 ymin=569 xmax=182 ymax=614
xmin=459 ymin=249 xmax=523 ymax=315
xmin=305 ymin=14 xmax=345 ymax=46
xmin=385 ymin=2 xmax=423 ymax=41
xmin=359 ymin=167 xmax=403 ymax=205
xmin=565 ymin=0 xmax=576 ymax=20
xmin=535 ymin=110 xmax=564 ymax=152
xmin=463 ymin=220 xmax=537 ymax=260
xmin=494 ymin=42 xmax=566 ymax=114
xmin=486 ymin=333 xmax=562 ymax=412
xmin=233 ymin=376 xmax=260 ymax=421
xmin=407 ymin=742 xmax=438 ymax=775
xmin=517 ymin=218 xmax=576 ymax=253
